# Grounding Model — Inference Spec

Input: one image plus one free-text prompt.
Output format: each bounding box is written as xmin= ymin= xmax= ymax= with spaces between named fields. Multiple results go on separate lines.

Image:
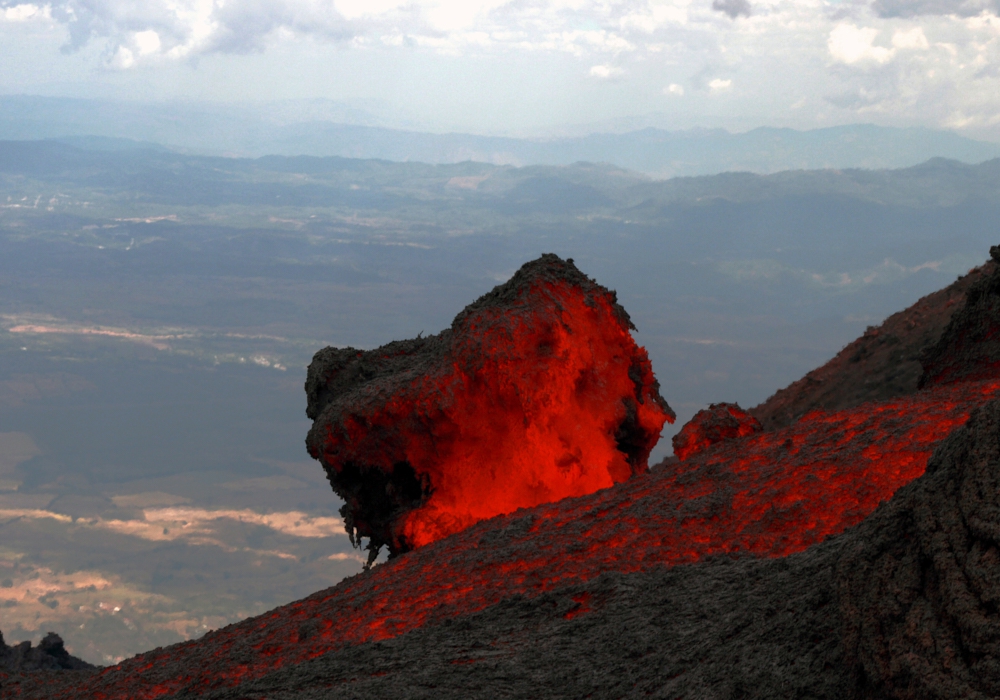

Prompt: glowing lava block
xmin=305 ymin=254 xmax=674 ymax=556
xmin=671 ymin=402 xmax=762 ymax=461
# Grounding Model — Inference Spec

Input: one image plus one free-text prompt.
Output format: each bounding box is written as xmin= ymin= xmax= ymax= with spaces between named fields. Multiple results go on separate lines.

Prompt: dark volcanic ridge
xmin=750 ymin=257 xmax=994 ymax=430
xmin=8 ymin=251 xmax=1000 ymax=699
xmin=0 ymin=633 xmax=93 ymax=674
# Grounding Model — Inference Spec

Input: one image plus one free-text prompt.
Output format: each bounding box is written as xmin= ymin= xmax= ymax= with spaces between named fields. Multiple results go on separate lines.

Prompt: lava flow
xmin=305 ymin=254 xmax=673 ymax=557
xmin=13 ymin=376 xmax=1000 ymax=700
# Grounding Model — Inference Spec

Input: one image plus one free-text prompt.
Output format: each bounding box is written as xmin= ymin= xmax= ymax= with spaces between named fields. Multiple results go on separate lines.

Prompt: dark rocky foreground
xmin=0 ymin=633 xmax=93 ymax=674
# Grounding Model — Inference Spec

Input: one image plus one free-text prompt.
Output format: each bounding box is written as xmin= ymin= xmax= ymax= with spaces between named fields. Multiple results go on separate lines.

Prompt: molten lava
xmin=305 ymin=254 xmax=673 ymax=556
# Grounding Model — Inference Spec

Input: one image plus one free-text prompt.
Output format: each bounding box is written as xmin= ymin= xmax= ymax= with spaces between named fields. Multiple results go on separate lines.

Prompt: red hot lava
xmin=305 ymin=254 xmax=674 ymax=557
xmin=671 ymin=402 xmax=762 ymax=461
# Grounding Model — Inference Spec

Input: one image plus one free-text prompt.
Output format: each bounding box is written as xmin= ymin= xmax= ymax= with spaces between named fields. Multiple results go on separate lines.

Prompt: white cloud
xmin=828 ymin=24 xmax=894 ymax=65
xmin=2 ymin=2 xmax=49 ymax=21
xmin=892 ymin=26 xmax=929 ymax=49
xmin=620 ymin=4 xmax=688 ymax=32
xmin=109 ymin=46 xmax=135 ymax=69
xmin=590 ymin=63 xmax=623 ymax=79
xmin=334 ymin=0 xmax=407 ymax=21
xmin=2 ymin=0 xmax=1000 ymax=140
xmin=134 ymin=30 xmax=162 ymax=55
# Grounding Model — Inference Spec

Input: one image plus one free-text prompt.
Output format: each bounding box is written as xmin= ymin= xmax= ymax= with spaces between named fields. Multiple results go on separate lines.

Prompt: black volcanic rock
xmin=0 ymin=631 xmax=94 ymax=672
xmin=836 ymin=395 xmax=1000 ymax=698
xmin=305 ymin=253 xmax=672 ymax=560
xmin=920 ymin=246 xmax=1000 ymax=388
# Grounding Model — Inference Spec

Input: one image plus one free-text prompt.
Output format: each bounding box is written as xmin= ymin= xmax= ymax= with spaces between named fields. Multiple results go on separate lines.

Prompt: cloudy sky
xmin=1 ymin=0 xmax=999 ymax=136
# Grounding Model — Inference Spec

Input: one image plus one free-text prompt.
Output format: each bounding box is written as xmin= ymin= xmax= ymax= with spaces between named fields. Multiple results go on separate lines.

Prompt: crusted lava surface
xmin=304 ymin=253 xmax=673 ymax=558
xmin=164 ymin=396 xmax=1000 ymax=700
xmin=11 ymin=252 xmax=1000 ymax=699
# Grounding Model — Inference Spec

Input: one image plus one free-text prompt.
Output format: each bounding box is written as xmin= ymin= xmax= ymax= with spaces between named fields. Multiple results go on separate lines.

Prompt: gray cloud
xmin=712 ymin=0 xmax=751 ymax=19
xmin=872 ymin=0 xmax=1000 ymax=17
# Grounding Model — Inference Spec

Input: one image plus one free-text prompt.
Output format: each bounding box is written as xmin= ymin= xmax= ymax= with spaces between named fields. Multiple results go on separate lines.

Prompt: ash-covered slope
xmin=751 ymin=258 xmax=994 ymax=430
xmin=305 ymin=254 xmax=672 ymax=558
xmin=921 ymin=246 xmax=1000 ymax=388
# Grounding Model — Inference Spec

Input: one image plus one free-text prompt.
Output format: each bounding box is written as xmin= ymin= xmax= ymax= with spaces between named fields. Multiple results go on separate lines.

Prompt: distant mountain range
xmin=3 ymin=95 xmax=1000 ymax=177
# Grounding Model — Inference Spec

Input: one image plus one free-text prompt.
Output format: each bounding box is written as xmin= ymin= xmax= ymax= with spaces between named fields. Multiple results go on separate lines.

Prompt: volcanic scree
xmin=305 ymin=254 xmax=674 ymax=558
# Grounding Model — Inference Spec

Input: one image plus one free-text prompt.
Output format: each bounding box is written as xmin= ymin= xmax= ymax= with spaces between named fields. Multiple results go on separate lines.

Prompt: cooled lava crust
xmin=304 ymin=253 xmax=674 ymax=557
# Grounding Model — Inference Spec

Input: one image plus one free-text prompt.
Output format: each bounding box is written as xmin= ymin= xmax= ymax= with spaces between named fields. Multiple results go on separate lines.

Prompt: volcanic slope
xmin=750 ymin=257 xmax=995 ymax=430
xmin=8 ymin=253 xmax=1000 ymax=699
xmin=144 ymin=396 xmax=1000 ymax=700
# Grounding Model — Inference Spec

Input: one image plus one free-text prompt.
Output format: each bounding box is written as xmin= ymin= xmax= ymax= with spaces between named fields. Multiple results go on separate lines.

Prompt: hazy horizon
xmin=2 ymin=0 xmax=1000 ymax=140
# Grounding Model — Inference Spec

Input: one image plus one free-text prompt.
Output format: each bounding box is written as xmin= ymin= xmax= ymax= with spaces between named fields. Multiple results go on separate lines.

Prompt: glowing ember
xmin=305 ymin=254 xmax=674 ymax=558
xmin=671 ymin=402 xmax=762 ymax=461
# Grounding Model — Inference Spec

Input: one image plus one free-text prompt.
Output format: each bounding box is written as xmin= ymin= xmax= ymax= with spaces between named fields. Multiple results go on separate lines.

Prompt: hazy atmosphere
xmin=2 ymin=0 xmax=1000 ymax=680
xmin=2 ymin=0 xmax=1000 ymax=137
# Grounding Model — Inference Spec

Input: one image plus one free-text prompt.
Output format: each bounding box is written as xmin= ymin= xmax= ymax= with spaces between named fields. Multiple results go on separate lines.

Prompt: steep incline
xmin=173 ymin=395 xmax=1000 ymax=700
xmin=751 ymin=260 xmax=993 ymax=430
